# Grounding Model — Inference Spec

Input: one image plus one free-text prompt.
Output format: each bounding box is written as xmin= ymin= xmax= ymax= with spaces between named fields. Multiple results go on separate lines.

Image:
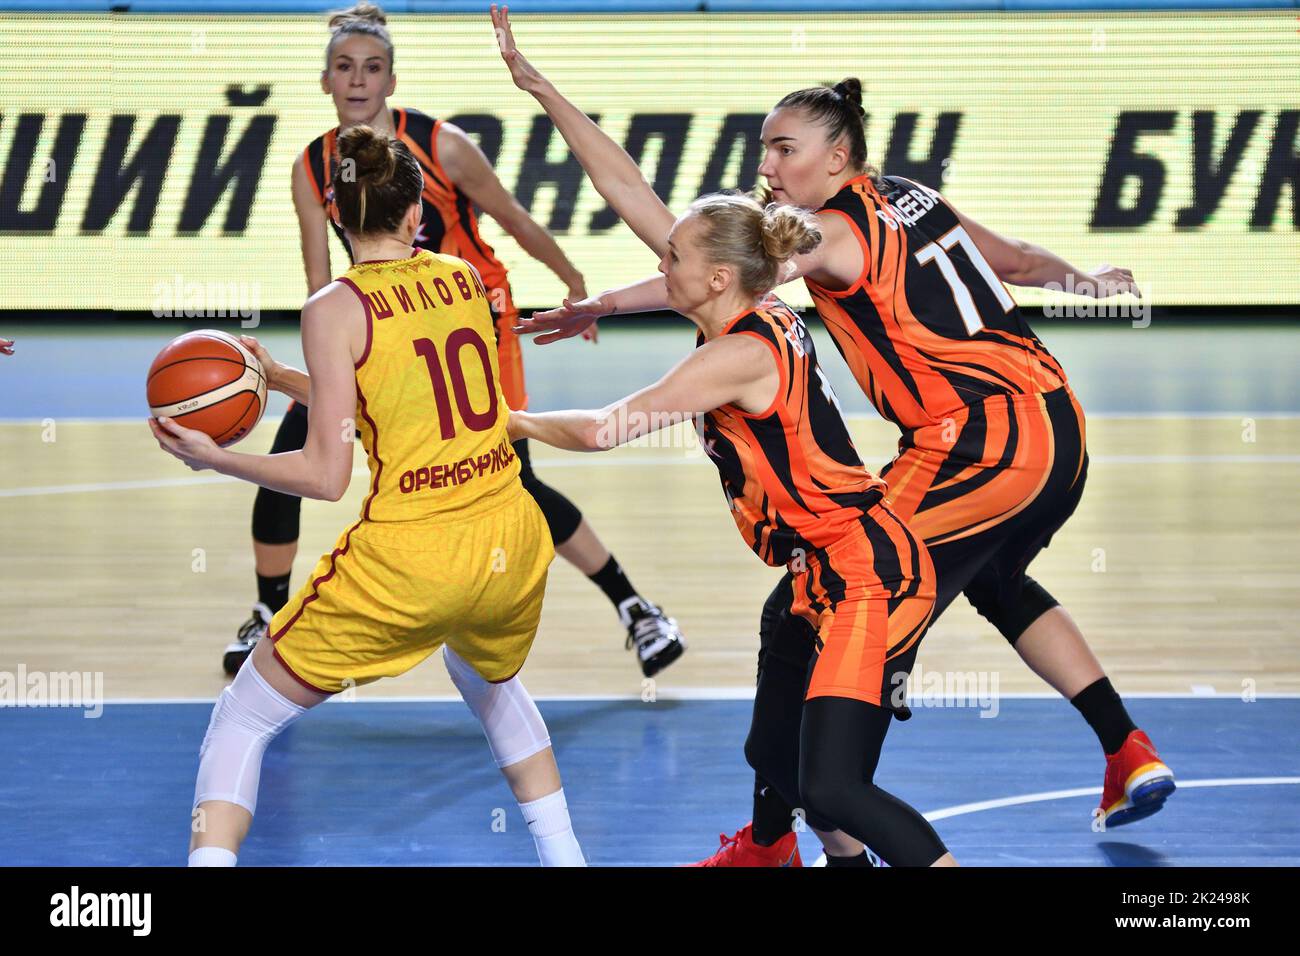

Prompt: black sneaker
xmin=618 ymin=597 xmax=686 ymax=677
xmin=223 ymin=602 xmax=271 ymax=676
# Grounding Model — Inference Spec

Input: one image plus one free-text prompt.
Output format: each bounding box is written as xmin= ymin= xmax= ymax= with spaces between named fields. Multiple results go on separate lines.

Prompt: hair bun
xmin=329 ymin=1 xmax=387 ymax=32
xmin=832 ymin=77 xmax=865 ymax=114
xmin=337 ymin=124 xmax=398 ymax=187
xmin=759 ymin=203 xmax=823 ymax=262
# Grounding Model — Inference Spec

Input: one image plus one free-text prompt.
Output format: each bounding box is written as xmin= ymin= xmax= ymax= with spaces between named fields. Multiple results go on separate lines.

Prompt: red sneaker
xmin=689 ymin=823 xmax=802 ymax=867
xmin=1098 ymin=729 xmax=1176 ymax=828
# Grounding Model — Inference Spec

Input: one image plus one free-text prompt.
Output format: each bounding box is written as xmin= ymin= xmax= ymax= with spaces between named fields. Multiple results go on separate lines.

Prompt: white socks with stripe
xmin=520 ymin=789 xmax=586 ymax=867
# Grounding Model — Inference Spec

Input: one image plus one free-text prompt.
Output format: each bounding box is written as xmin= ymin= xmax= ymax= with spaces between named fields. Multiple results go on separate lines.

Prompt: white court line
xmin=14 ymin=691 xmax=1300 ymax=706
xmin=4 ymin=453 xmax=1299 ymax=498
xmin=811 ymin=776 xmax=1300 ymax=866
xmin=921 ymin=777 xmax=1300 ymax=824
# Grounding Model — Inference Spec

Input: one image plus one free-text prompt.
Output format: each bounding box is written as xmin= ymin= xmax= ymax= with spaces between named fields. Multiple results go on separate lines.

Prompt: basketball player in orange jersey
xmin=229 ymin=1 xmax=684 ymax=679
xmin=518 ymin=59 xmax=1176 ymax=860
xmin=150 ymin=125 xmax=585 ymax=867
xmin=494 ymin=6 xmax=953 ymax=867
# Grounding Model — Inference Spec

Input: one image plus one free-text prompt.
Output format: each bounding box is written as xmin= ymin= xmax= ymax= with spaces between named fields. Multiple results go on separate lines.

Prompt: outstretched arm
xmin=514 ymin=274 xmax=673 ymax=343
xmin=508 ymin=334 xmax=778 ymax=451
xmin=952 ymin=205 xmax=1139 ymax=297
xmin=438 ymin=121 xmax=588 ymax=305
xmin=492 ymin=4 xmax=675 ymax=258
xmin=515 ymin=213 xmax=858 ymax=345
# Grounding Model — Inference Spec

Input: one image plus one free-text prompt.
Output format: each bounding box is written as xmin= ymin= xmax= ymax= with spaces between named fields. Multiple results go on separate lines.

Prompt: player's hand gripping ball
xmin=147 ymin=329 xmax=268 ymax=468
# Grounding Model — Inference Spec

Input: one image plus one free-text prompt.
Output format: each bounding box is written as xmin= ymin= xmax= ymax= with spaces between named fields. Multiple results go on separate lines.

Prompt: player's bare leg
xmin=1013 ymin=605 xmax=1104 ymax=698
xmin=500 ymin=747 xmax=563 ymax=803
xmin=553 ymin=517 xmax=609 ymax=574
xmin=254 ymin=540 xmax=297 ymax=579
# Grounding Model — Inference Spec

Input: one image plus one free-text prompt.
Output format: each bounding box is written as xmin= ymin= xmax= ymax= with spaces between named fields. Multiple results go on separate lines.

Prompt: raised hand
xmin=491 ymin=5 xmax=548 ymax=94
xmin=0 ymin=337 xmax=13 ymax=356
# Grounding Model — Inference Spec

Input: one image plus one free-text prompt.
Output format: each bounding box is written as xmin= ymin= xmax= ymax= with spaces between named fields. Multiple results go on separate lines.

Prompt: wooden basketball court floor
xmin=1 ymin=321 xmax=1297 ymax=865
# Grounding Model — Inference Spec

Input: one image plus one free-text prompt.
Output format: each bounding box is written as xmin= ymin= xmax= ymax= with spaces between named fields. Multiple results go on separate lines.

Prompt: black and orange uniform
xmin=252 ymin=108 xmax=585 ymax=572
xmin=704 ymin=298 xmax=948 ymax=865
xmin=746 ymin=174 xmax=1090 ymax=852
xmin=699 ymin=298 xmax=934 ymax=709
xmin=805 ymin=172 xmax=1087 ymax=633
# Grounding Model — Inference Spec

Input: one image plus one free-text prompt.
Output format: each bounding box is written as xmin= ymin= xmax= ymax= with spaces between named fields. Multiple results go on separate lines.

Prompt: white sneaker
xmin=618 ymin=597 xmax=686 ymax=677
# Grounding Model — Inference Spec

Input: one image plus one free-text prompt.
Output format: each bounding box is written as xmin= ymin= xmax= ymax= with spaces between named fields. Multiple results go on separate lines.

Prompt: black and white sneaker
xmin=619 ymin=597 xmax=686 ymax=677
xmin=223 ymin=602 xmax=271 ymax=676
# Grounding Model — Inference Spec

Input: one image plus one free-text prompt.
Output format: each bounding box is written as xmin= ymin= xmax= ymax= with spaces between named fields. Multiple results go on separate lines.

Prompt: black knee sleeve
xmin=523 ymin=479 xmax=582 ymax=545
xmin=512 ymin=439 xmax=583 ymax=545
xmin=965 ymin=574 xmax=1060 ymax=645
xmin=251 ymin=404 xmax=308 ymax=545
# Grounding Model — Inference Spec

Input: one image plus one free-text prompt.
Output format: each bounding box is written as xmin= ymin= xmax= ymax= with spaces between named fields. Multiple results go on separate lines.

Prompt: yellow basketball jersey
xmin=338 ymin=248 xmax=521 ymax=523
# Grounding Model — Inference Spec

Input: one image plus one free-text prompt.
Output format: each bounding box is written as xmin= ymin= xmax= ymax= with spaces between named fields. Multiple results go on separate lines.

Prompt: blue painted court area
xmin=2 ymin=697 xmax=1296 ymax=866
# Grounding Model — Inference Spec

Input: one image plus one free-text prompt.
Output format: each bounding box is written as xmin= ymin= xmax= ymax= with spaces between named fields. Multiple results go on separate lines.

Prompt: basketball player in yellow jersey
xmin=150 ymin=126 xmax=585 ymax=867
xmin=226 ymin=1 xmax=685 ymax=683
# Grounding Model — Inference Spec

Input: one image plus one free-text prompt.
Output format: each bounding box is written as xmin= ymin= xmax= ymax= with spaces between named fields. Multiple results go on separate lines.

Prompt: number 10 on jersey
xmin=413 ymin=332 xmax=499 ymax=440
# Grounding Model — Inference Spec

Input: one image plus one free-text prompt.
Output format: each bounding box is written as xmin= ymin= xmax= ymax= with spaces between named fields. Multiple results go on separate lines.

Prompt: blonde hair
xmin=687 ymin=193 xmax=823 ymax=296
xmin=326 ymin=2 xmax=394 ymax=70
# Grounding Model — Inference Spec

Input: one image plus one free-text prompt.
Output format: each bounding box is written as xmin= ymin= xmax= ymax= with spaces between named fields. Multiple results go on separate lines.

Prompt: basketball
xmin=146 ymin=329 xmax=267 ymax=447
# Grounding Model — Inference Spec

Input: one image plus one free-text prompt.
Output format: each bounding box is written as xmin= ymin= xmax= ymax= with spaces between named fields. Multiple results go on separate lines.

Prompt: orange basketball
xmin=147 ymin=330 xmax=267 ymax=447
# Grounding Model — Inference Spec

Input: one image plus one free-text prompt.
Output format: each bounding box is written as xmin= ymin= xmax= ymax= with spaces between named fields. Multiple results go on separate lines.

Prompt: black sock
xmin=257 ymin=572 xmax=292 ymax=615
xmin=588 ymin=556 xmax=638 ymax=610
xmin=825 ymin=850 xmax=875 ymax=868
xmin=1070 ymin=677 xmax=1137 ymax=754
xmin=751 ymin=776 xmax=796 ymax=847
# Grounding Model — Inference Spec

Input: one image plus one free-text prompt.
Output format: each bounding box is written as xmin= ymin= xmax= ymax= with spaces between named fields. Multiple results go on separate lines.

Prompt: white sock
xmin=188 ymin=846 xmax=237 ymax=867
xmin=519 ymin=789 xmax=585 ymax=867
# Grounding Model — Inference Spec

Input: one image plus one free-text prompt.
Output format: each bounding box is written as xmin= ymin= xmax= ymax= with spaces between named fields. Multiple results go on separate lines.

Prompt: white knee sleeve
xmin=193 ymin=662 xmax=307 ymax=815
xmin=443 ymin=645 xmax=551 ymax=768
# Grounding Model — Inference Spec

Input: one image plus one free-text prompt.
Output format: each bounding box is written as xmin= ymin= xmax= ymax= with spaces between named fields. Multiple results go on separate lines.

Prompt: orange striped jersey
xmin=807 ymin=174 xmax=1069 ymax=432
xmin=338 ymin=248 xmax=521 ymax=523
xmin=699 ymin=298 xmax=886 ymax=567
xmin=302 ymin=107 xmax=528 ymax=410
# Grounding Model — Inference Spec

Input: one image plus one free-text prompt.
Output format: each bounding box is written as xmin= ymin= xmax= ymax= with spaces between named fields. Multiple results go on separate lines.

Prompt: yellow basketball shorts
xmin=268 ymin=488 xmax=554 ymax=694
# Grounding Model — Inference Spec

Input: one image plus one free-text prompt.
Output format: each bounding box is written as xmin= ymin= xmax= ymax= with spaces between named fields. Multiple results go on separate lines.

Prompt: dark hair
xmin=326 ymin=2 xmax=394 ymax=70
xmin=333 ymin=125 xmax=423 ymax=236
xmin=773 ymin=77 xmax=880 ymax=184
xmin=688 ymin=193 xmax=822 ymax=298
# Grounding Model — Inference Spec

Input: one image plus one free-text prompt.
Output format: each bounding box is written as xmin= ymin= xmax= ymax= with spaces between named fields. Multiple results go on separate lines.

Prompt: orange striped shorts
xmin=789 ymin=503 xmax=936 ymax=711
